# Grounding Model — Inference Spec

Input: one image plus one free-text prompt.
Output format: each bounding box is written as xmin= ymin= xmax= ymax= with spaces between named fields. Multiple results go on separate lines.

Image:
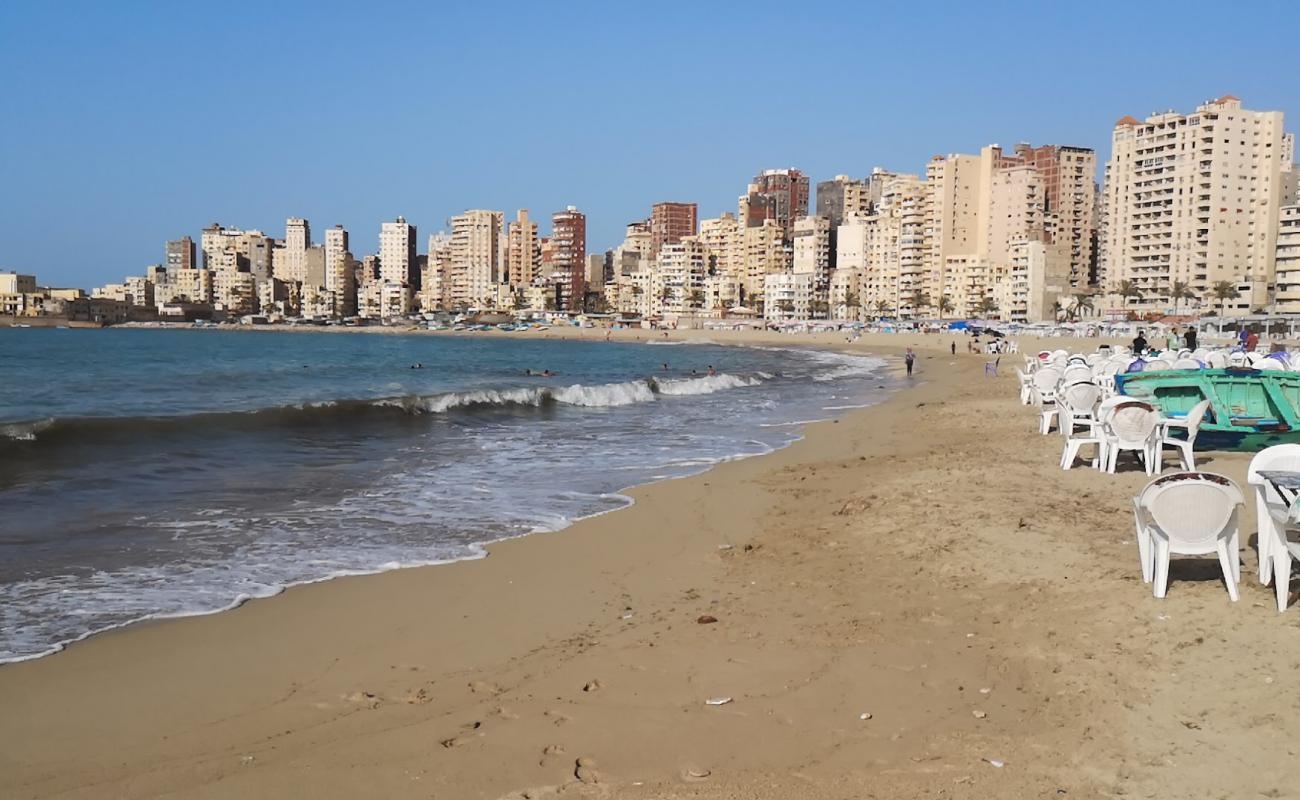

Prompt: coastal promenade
xmin=1 ymin=331 xmax=1296 ymax=799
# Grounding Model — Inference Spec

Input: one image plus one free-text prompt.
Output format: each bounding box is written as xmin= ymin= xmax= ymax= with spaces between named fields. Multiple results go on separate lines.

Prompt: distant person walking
xmin=1132 ymin=329 xmax=1148 ymax=355
xmin=950 ymin=341 xmax=956 ymax=356
xmin=904 ymin=347 xmax=916 ymax=376
xmin=1184 ymin=326 xmax=1197 ymax=351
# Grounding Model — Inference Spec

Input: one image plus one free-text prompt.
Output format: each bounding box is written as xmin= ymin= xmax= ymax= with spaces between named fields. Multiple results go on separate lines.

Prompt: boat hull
xmin=1115 ymin=368 xmax=1300 ymax=452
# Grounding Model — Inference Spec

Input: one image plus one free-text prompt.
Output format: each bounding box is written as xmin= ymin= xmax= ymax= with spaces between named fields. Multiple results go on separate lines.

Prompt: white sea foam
xmin=655 ymin=373 xmax=760 ymax=396
xmin=551 ymin=380 xmax=655 ymax=407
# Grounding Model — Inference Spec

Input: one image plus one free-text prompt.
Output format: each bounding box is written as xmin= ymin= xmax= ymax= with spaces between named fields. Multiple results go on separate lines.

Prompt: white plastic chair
xmin=1032 ymin=368 xmax=1064 ymax=433
xmin=1246 ymin=445 xmax=1300 ymax=609
xmin=1228 ymin=351 xmax=1249 ymax=367
xmin=1143 ymin=360 xmax=1172 ymax=372
xmin=1015 ymin=367 xmax=1033 ymax=404
xmin=1133 ymin=472 xmax=1243 ymax=601
xmin=1172 ymin=358 xmax=1202 ymax=370
xmin=1061 ymin=365 xmax=1093 ymax=385
xmin=1206 ymin=351 xmax=1228 ymax=369
xmin=1157 ymin=399 xmax=1211 ymax=471
xmin=1060 ymin=386 xmax=1105 ymax=470
xmin=1102 ymin=401 xmax=1161 ymax=475
xmin=1257 ymin=358 xmax=1283 ymax=371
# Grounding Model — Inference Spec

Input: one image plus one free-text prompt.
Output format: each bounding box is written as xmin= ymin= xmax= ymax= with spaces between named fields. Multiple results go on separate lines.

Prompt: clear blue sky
xmin=2 ymin=0 xmax=1298 ymax=289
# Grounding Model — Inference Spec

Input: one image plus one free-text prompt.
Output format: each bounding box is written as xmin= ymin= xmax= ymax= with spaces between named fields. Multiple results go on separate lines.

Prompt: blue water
xmin=0 ymin=328 xmax=890 ymax=663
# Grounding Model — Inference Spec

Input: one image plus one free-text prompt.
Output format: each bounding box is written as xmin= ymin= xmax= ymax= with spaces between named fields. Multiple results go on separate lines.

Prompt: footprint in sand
xmin=344 ymin=691 xmax=382 ymax=710
xmin=469 ymin=680 xmax=502 ymax=696
xmin=544 ymin=709 xmax=572 ymax=726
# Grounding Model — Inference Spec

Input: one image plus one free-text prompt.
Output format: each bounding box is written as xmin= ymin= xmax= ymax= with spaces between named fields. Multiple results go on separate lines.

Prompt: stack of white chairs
xmin=1246 ymin=445 xmax=1300 ymax=612
xmin=1132 ymin=472 xmax=1243 ymax=601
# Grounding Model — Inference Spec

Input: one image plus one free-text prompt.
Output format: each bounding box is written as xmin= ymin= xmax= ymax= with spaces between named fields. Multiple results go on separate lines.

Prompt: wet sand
xmin=2 ymin=331 xmax=1297 ymax=799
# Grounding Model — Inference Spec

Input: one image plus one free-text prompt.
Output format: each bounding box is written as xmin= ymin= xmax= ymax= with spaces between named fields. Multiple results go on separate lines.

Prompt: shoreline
xmin=5 ymin=330 xmax=1294 ymax=799
xmin=0 ymin=333 xmax=890 ymax=666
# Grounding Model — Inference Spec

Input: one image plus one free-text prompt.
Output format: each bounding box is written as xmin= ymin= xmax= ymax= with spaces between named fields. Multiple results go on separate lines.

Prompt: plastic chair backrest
xmin=1109 ymin=402 xmax=1159 ymax=441
xmin=1173 ymin=358 xmax=1202 ymax=370
xmin=1032 ymin=368 xmax=1062 ymax=395
xmin=1062 ymin=365 xmax=1093 ymax=384
xmin=1144 ymin=360 xmax=1172 ymax=372
xmin=1206 ymin=352 xmax=1228 ymax=368
xmin=1183 ymin=399 xmax=1212 ymax=443
xmin=1246 ymin=445 xmax=1300 ymax=488
xmin=1145 ymin=472 xmax=1241 ymax=546
xmin=1062 ymin=382 xmax=1101 ymax=414
xmin=1258 ymin=359 xmax=1283 ymax=371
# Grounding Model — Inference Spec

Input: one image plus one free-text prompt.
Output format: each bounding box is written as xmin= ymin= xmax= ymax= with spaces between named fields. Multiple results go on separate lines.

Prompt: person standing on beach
xmin=950 ymin=341 xmax=956 ymax=355
xmin=1184 ymin=326 xmax=1197 ymax=351
xmin=904 ymin=348 xmax=916 ymax=376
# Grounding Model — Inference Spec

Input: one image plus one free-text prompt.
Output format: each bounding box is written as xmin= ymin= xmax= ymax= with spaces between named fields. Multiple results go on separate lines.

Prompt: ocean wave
xmin=0 ymin=373 xmax=767 ymax=445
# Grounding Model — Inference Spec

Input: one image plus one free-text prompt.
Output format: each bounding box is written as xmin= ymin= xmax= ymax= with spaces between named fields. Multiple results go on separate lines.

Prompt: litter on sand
xmin=705 ymin=697 xmax=733 ymax=706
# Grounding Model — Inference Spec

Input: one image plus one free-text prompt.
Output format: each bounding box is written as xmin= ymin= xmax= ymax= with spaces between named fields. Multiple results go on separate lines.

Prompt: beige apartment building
xmin=792 ymin=215 xmax=831 ymax=301
xmin=279 ymin=218 xmax=310 ymax=284
xmin=920 ymin=142 xmax=1096 ymax=319
xmin=993 ymin=239 xmax=1072 ymax=323
xmin=505 ymin=209 xmax=539 ymax=288
xmin=741 ymin=220 xmax=790 ymax=307
xmin=323 ymin=225 xmax=356 ymax=317
xmin=378 ymin=216 xmax=418 ymax=288
xmin=1275 ymin=205 xmax=1300 ymax=312
xmin=1100 ymin=96 xmax=1294 ymax=316
xmin=448 ymin=210 xmax=503 ymax=308
xmin=835 ymin=171 xmax=925 ymax=317
xmin=699 ymin=212 xmax=743 ymax=281
xmin=656 ymin=237 xmax=707 ymax=319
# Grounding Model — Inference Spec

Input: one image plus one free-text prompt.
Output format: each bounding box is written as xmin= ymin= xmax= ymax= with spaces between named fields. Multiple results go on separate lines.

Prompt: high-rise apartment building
xmin=379 ymin=216 xmax=419 ymax=288
xmin=699 ymin=213 xmax=743 ymax=280
xmin=741 ymin=220 xmax=791 ymax=306
xmin=1012 ymin=144 xmax=1097 ymax=286
xmin=1100 ymin=96 xmax=1293 ymax=314
xmin=448 ymin=210 xmax=504 ymax=308
xmin=921 ymin=142 xmax=1096 ymax=316
xmin=322 ymin=225 xmax=355 ymax=315
xmin=649 ymin=202 xmax=698 ymax=257
xmin=279 ymin=217 xmax=311 ymax=284
xmin=792 ymin=215 xmax=832 ymax=314
xmin=165 ymin=236 xmax=196 ymax=271
xmin=815 ymin=175 xmax=869 ymax=228
xmin=505 ymin=209 xmax=539 ymax=288
xmin=550 ymin=207 xmax=586 ymax=311
xmin=741 ymin=169 xmax=810 ymax=234
xmin=1275 ymin=205 xmax=1300 ymax=313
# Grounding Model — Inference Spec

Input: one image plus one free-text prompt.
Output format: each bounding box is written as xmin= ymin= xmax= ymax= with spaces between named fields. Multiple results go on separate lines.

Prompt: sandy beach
xmin=2 ymin=330 xmax=1298 ymax=799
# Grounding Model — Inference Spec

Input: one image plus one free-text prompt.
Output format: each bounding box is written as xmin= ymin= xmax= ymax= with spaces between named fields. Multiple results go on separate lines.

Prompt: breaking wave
xmin=0 ymin=373 xmax=768 ymax=445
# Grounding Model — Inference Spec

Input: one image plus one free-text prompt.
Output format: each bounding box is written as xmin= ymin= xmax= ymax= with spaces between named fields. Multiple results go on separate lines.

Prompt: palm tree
xmin=844 ymin=290 xmax=861 ymax=321
xmin=1211 ymin=280 xmax=1239 ymax=318
xmin=937 ymin=295 xmax=955 ymax=320
xmin=1051 ymin=299 xmax=1064 ymax=322
xmin=975 ymin=296 xmax=999 ymax=318
xmin=908 ymin=289 xmax=932 ymax=318
xmin=874 ymin=299 xmax=891 ymax=320
xmin=1117 ymin=279 xmax=1143 ymax=307
xmin=810 ymin=299 xmax=830 ymax=319
xmin=1168 ymin=280 xmax=1195 ymax=317
xmin=1067 ymin=293 xmax=1094 ymax=322
xmin=687 ymin=289 xmax=705 ymax=310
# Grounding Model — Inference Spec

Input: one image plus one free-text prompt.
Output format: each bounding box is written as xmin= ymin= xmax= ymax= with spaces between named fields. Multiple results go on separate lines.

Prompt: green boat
xmin=1114 ymin=367 xmax=1300 ymax=451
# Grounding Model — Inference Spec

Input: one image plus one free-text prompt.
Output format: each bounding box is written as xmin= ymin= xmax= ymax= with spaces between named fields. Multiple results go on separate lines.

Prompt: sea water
xmin=0 ymin=328 xmax=890 ymax=662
